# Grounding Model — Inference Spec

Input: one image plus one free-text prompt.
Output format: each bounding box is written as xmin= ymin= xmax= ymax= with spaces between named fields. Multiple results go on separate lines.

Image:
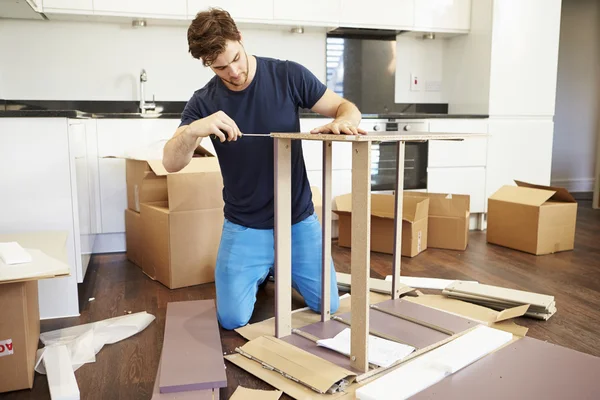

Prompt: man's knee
xmin=217 ymin=302 xmax=253 ymax=330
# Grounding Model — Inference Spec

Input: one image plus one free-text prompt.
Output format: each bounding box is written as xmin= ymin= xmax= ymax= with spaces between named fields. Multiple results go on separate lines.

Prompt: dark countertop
xmin=0 ymin=110 xmax=488 ymax=120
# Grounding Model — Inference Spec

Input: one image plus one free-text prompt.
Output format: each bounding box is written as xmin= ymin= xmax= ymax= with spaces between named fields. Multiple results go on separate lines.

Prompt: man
xmin=162 ymin=8 xmax=367 ymax=330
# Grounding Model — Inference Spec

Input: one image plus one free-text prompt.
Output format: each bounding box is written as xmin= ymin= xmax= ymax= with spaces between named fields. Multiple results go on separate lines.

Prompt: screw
xmin=351 ymin=356 xmax=356 ymax=361
xmin=355 ymin=149 xmax=358 ymax=153
xmin=286 ymin=145 xmax=289 ymax=149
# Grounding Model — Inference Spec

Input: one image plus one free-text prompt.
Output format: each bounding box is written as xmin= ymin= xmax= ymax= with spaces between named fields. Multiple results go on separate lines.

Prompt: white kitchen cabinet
xmin=486 ymin=118 xmax=554 ymax=199
xmin=427 ymin=118 xmax=488 ymax=168
xmin=0 ymin=118 xmax=85 ymax=319
xmin=273 ymin=0 xmax=340 ymax=25
xmin=187 ymin=0 xmax=273 ymax=21
xmin=414 ymin=0 xmax=471 ymax=32
xmin=93 ymin=0 xmax=187 ymax=18
xmin=340 ymin=0 xmax=414 ymax=29
xmin=42 ymin=0 xmax=93 ymax=13
xmin=427 ymin=166 xmax=486 ymax=213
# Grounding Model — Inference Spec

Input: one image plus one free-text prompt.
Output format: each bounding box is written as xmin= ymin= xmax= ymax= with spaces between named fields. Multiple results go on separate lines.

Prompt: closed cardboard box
xmin=0 ymin=281 xmax=39 ymax=393
xmin=333 ymin=193 xmax=429 ymax=257
xmin=405 ymin=192 xmax=470 ymax=251
xmin=487 ymin=181 xmax=577 ymax=255
xmin=125 ymin=209 xmax=143 ymax=268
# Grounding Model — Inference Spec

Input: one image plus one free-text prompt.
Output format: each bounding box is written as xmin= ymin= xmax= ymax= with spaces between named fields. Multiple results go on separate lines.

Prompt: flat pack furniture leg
xmin=274 ymin=138 xmax=292 ymax=338
xmin=351 ymin=141 xmax=372 ymax=373
xmin=321 ymin=141 xmax=333 ymax=322
xmin=391 ymin=141 xmax=406 ymax=300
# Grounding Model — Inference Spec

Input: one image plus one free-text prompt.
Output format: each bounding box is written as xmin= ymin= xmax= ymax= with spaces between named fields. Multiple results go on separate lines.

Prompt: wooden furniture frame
xmin=271 ymin=131 xmax=482 ymax=373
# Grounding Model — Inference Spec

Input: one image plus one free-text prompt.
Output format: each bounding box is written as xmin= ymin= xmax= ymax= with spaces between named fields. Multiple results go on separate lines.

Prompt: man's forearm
xmin=333 ymin=100 xmax=362 ymax=127
xmin=162 ymin=127 xmax=199 ymax=173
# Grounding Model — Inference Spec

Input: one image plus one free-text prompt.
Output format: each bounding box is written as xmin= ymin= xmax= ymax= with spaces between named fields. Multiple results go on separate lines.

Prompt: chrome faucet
xmin=139 ymin=69 xmax=156 ymax=113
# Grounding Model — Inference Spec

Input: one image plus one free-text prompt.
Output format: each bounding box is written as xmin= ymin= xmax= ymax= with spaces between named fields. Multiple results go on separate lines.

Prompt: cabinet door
xmin=340 ymin=0 xmax=414 ymax=29
xmin=188 ymin=0 xmax=273 ymax=21
xmin=274 ymin=0 xmax=340 ymax=25
xmin=427 ymin=167 xmax=486 ymax=213
xmin=42 ymin=0 xmax=93 ymax=12
xmin=94 ymin=0 xmax=187 ymax=17
xmin=414 ymin=0 xmax=471 ymax=32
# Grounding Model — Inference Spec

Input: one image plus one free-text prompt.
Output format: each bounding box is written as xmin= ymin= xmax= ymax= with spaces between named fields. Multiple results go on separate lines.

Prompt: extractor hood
xmin=327 ymin=26 xmax=407 ymax=41
xmin=0 ymin=0 xmax=46 ymax=20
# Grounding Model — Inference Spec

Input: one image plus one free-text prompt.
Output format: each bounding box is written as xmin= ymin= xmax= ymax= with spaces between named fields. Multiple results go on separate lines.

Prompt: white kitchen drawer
xmin=307 ymin=169 xmax=352 ymax=203
xmin=428 ymin=136 xmax=488 ymax=168
xmin=302 ymin=141 xmax=353 ymax=171
xmin=427 ymin=167 xmax=486 ymax=213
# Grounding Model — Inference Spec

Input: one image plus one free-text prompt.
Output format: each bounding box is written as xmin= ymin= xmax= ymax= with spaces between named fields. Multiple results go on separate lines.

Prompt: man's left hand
xmin=310 ymin=120 xmax=367 ymax=136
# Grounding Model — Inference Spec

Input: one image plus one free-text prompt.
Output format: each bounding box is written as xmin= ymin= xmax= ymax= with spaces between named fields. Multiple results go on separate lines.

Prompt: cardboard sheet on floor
xmin=404 ymin=294 xmax=529 ymax=337
xmin=230 ymin=386 xmax=282 ymax=400
xmin=383 ymin=275 xmax=478 ymax=290
xmin=159 ymin=300 xmax=226 ymax=393
xmin=0 ymin=248 xmax=70 ymax=283
xmin=152 ymin=358 xmax=218 ymax=400
xmin=235 ymin=293 xmax=391 ymax=342
xmin=411 ymin=336 xmax=600 ymax=399
xmin=336 ymin=272 xmax=415 ymax=295
xmin=225 ymin=353 xmax=353 ymax=400
xmin=236 ymin=336 xmax=356 ymax=394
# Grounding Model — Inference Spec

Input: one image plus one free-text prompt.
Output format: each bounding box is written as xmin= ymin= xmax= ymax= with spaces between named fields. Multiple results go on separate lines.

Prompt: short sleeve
xmin=287 ymin=61 xmax=327 ymax=110
xmin=179 ymin=94 xmax=203 ymax=127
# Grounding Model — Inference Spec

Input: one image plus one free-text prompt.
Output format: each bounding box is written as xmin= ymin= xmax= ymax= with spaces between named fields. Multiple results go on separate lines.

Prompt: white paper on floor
xmin=316 ymin=328 xmax=415 ymax=368
xmin=34 ymin=311 xmax=155 ymax=374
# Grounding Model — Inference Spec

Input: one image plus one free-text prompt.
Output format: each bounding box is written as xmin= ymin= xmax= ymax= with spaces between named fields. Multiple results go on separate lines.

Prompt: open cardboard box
xmin=123 ymin=146 xmax=225 ymax=289
xmin=333 ymin=193 xmax=429 ymax=257
xmin=0 ymin=232 xmax=70 ymax=393
xmin=405 ymin=192 xmax=470 ymax=251
xmin=487 ymin=180 xmax=577 ymax=255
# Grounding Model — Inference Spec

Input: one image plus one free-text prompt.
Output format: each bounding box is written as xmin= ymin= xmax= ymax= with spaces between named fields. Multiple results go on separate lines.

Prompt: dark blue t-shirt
xmin=179 ymin=56 xmax=327 ymax=229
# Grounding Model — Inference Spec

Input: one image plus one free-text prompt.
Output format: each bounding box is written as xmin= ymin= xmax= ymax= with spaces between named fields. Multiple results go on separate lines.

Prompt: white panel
xmin=340 ymin=0 xmax=414 ymax=29
xmin=274 ymin=0 xmax=339 ymax=24
xmin=43 ymin=0 xmax=93 ymax=12
xmin=93 ymin=0 xmax=187 ymax=17
xmin=488 ymin=0 xmax=562 ymax=116
xmin=93 ymin=232 xmax=126 ymax=254
xmin=414 ymin=0 xmax=471 ymax=31
xmin=68 ymin=122 xmax=88 ymax=283
xmin=188 ymin=0 xmax=273 ymax=20
xmin=0 ymin=118 xmax=80 ymax=319
xmin=427 ymin=167 xmax=486 ymax=213
xmin=98 ymin=158 xmax=127 ymax=233
xmin=486 ymin=118 xmax=554 ymax=199
xmin=307 ymin=170 xmax=352 ymax=203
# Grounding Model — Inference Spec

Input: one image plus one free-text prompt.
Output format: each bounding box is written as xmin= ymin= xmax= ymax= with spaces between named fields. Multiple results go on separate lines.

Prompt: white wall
xmin=551 ymin=0 xmax=600 ymax=192
xmin=0 ymin=19 xmax=326 ymax=101
xmin=394 ymin=34 xmax=445 ymax=104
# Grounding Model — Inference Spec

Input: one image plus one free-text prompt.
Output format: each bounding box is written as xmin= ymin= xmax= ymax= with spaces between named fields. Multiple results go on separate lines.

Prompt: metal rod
xmin=331 ymin=315 xmax=417 ymax=348
xmin=370 ymin=305 xmax=455 ymax=336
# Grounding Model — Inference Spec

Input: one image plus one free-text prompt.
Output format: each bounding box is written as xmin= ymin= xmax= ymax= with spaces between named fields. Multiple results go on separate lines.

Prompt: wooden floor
xmin=5 ymin=201 xmax=600 ymax=399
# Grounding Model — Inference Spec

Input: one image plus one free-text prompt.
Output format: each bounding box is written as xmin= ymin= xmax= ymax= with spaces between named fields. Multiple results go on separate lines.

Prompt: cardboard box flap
xmin=489 ymin=185 xmax=555 ymax=207
xmin=371 ymin=194 xmax=395 ymax=219
xmin=515 ymin=180 xmax=576 ymax=203
xmin=333 ymin=194 xmax=351 ymax=215
xmin=403 ymin=196 xmax=429 ymax=222
xmin=406 ymin=192 xmax=469 ymax=217
xmin=147 ymin=157 xmax=221 ymax=177
xmin=237 ymin=336 xmax=356 ymax=394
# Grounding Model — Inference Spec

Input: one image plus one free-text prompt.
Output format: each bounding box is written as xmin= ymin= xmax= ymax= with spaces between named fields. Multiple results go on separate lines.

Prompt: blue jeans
xmin=215 ymin=213 xmax=340 ymax=330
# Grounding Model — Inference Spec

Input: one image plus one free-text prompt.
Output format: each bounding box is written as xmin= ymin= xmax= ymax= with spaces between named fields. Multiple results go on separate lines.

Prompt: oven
xmin=361 ymin=120 xmax=429 ymax=192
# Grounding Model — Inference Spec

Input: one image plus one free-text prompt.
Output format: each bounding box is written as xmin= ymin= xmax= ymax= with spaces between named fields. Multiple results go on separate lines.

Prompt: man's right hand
xmin=185 ymin=110 xmax=242 ymax=143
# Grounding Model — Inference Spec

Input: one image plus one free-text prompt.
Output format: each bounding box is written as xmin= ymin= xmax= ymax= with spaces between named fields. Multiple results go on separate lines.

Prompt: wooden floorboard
xmin=4 ymin=201 xmax=599 ymax=399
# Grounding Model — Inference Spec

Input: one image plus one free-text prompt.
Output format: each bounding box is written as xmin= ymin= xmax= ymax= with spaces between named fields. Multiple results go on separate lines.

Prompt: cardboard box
xmin=311 ymin=186 xmax=322 ymax=223
xmin=405 ymin=192 xmax=470 ymax=251
xmin=333 ymin=193 xmax=429 ymax=257
xmin=125 ymin=209 xmax=143 ymax=267
xmin=0 ymin=231 xmax=70 ymax=394
xmin=487 ymin=180 xmax=578 ymax=255
xmin=123 ymin=147 xmax=226 ymax=289
xmin=0 ymin=280 xmax=39 ymax=393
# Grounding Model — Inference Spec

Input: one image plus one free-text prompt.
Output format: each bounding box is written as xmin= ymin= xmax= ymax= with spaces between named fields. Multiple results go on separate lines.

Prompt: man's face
xmin=210 ymin=40 xmax=249 ymax=87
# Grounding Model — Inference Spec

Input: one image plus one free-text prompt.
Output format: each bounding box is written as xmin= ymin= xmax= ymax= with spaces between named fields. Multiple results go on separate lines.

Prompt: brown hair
xmin=187 ymin=8 xmax=241 ymax=66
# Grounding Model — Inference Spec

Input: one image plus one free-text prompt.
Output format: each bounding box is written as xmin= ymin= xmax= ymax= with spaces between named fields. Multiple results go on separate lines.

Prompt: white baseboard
xmin=93 ymin=232 xmax=126 ymax=254
xmin=551 ymin=178 xmax=595 ymax=193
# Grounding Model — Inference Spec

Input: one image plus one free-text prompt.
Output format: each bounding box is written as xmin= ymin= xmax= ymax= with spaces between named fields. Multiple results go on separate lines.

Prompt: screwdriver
xmin=209 ymin=133 xmax=269 ymax=142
